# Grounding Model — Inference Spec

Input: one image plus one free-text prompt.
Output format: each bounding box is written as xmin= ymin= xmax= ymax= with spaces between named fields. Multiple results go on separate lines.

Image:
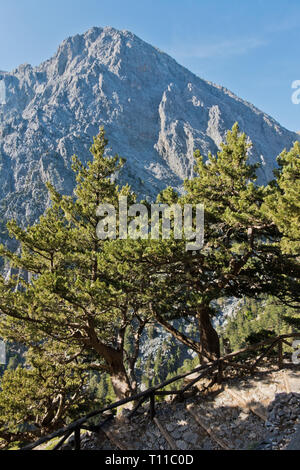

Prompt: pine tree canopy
xmin=0 ymin=124 xmax=299 ymax=447
xmin=263 ymin=141 xmax=300 ymax=256
xmin=0 ymin=128 xmax=149 ymax=403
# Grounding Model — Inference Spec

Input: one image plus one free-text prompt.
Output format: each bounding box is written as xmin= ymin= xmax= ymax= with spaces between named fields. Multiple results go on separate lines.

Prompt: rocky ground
xmin=60 ymin=362 xmax=300 ymax=451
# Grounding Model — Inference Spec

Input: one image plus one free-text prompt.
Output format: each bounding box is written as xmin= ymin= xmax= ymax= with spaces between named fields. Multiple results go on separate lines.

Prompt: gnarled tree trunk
xmin=110 ymin=363 xmax=132 ymax=400
xmin=88 ymin=324 xmax=133 ymax=400
xmin=197 ymin=305 xmax=220 ymax=364
xmin=104 ymin=349 xmax=133 ymax=400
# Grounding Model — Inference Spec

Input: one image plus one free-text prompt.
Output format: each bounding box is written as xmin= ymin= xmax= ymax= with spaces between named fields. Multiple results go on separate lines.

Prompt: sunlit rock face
xmin=0 ymin=26 xmax=298 ymax=227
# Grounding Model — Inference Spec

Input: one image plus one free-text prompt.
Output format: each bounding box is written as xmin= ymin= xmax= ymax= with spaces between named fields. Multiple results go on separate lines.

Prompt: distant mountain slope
xmin=0 ymin=26 xmax=298 ymax=226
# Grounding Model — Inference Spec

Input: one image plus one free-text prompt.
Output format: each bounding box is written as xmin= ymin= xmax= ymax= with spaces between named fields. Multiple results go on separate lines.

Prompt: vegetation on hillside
xmin=0 ymin=124 xmax=299 ymax=447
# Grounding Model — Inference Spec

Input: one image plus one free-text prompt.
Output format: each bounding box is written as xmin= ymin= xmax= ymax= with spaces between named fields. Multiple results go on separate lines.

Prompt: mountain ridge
xmin=0 ymin=26 xmax=299 ymax=228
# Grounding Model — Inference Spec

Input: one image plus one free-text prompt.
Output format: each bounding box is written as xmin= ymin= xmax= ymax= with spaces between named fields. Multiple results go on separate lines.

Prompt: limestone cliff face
xmin=0 ymin=26 xmax=298 ymax=227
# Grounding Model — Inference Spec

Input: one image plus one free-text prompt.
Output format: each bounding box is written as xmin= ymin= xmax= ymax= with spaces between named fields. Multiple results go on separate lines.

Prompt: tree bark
xmin=99 ymin=345 xmax=132 ymax=400
xmin=86 ymin=320 xmax=133 ymax=399
xmin=197 ymin=305 xmax=220 ymax=363
xmin=109 ymin=360 xmax=132 ymax=400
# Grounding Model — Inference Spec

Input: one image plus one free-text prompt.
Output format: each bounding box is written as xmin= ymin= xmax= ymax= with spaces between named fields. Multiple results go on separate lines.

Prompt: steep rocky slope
xmin=76 ymin=364 xmax=300 ymax=451
xmin=0 ymin=26 xmax=299 ymax=229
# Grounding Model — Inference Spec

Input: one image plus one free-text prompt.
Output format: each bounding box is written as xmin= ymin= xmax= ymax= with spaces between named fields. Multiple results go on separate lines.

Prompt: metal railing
xmin=20 ymin=332 xmax=300 ymax=451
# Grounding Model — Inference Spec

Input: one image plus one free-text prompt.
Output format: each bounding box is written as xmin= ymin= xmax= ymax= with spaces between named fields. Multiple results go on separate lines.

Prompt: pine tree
xmin=128 ymin=124 xmax=300 ymax=362
xmin=0 ymin=340 xmax=89 ymax=447
xmin=263 ymin=141 xmax=300 ymax=256
xmin=0 ymin=128 xmax=148 ymax=400
xmin=262 ymin=141 xmax=300 ymax=311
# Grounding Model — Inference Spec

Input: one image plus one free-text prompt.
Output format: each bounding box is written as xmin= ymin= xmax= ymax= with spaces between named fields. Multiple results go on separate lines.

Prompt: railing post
xmin=149 ymin=392 xmax=156 ymax=420
xmin=217 ymin=359 xmax=223 ymax=384
xmin=278 ymin=339 xmax=283 ymax=368
xmin=74 ymin=427 xmax=81 ymax=451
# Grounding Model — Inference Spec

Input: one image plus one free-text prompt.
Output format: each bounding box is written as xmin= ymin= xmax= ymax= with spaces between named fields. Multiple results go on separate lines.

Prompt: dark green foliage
xmin=263 ymin=141 xmax=300 ymax=256
xmin=0 ymin=340 xmax=93 ymax=447
xmin=220 ymin=296 xmax=296 ymax=352
xmin=0 ymin=124 xmax=299 ymax=447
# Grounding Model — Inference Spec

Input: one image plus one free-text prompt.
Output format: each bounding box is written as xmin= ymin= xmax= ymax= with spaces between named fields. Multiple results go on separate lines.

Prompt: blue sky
xmin=0 ymin=0 xmax=300 ymax=131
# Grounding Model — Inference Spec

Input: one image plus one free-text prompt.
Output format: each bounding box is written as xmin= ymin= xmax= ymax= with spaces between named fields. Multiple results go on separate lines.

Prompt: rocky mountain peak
xmin=0 ymin=26 xmax=299 ymax=228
